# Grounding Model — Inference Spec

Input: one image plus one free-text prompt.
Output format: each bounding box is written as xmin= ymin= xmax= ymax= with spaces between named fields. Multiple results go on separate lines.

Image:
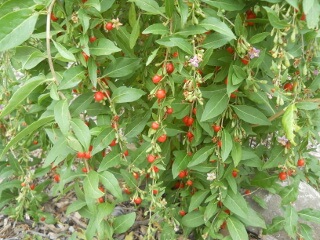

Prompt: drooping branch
xmin=46 ymin=0 xmax=57 ymax=83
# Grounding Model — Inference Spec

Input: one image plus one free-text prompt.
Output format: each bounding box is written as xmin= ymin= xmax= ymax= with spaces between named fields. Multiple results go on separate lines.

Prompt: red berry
xmin=82 ymin=167 xmax=88 ymax=173
xmin=183 ymin=116 xmax=189 ymax=125
xmin=134 ymin=197 xmax=142 ymax=205
xmin=179 ymin=210 xmax=186 ymax=216
xmin=226 ymin=47 xmax=234 ymax=54
xmin=166 ymin=107 xmax=173 ymax=114
xmin=99 ymin=186 xmax=105 ymax=192
xmin=246 ymin=10 xmax=256 ymax=26
xmin=212 ymin=125 xmax=221 ymax=132
xmin=244 ymin=189 xmax=251 ymax=195
xmin=283 ymin=82 xmax=293 ymax=91
xmin=84 ymin=151 xmax=91 ymax=159
xmin=152 ymin=166 xmax=159 ymax=173
xmin=30 ymin=183 xmax=36 ymax=190
xmin=109 ymin=139 xmax=117 ymax=147
xmin=300 ymin=13 xmax=306 ymax=21
xmin=50 ymin=13 xmax=58 ymax=22
xmin=166 ymin=62 xmax=174 ymax=74
xmin=178 ymin=170 xmax=187 ymax=179
xmin=192 ymin=108 xmax=197 ymax=115
xmin=98 ymin=197 xmax=104 ymax=203
xmin=133 ymin=172 xmax=139 ymax=179
xmin=297 ymin=158 xmax=305 ymax=167
xmin=124 ymin=187 xmax=131 ymax=195
xmin=152 ymin=74 xmax=162 ymax=84
xmin=82 ymin=51 xmax=89 ymax=62
xmin=152 ymin=189 xmax=159 ymax=195
xmin=172 ymin=52 xmax=179 ymax=58
xmin=33 ymin=140 xmax=38 ymax=145
xmin=123 ymin=150 xmax=129 ymax=156
xmin=279 ymin=171 xmax=287 ymax=181
xmin=89 ymin=36 xmax=97 ymax=43
xmin=151 ymin=121 xmax=160 ymax=130
xmin=186 ymin=180 xmax=193 ymax=186
xmin=230 ymin=92 xmax=237 ymax=98
xmin=217 ymin=140 xmax=222 ymax=148
xmin=186 ymin=131 xmax=194 ymax=141
xmin=147 ymin=154 xmax=156 ymax=163
xmin=224 ymin=77 xmax=228 ymax=85
xmin=53 ymin=174 xmax=60 ymax=183
xmin=232 ymin=170 xmax=238 ymax=178
xmin=224 ymin=209 xmax=231 ymax=215
xmin=89 ymin=146 xmax=93 ymax=152
xmin=155 ymin=89 xmax=166 ymax=100
xmin=157 ymin=134 xmax=167 ymax=143
xmin=94 ymin=91 xmax=105 ymax=102
xmin=241 ymin=56 xmax=250 ymax=65
xmin=185 ymin=117 xmax=194 ymax=127
xmin=220 ymin=221 xmax=227 ymax=229
xmin=105 ymin=22 xmax=114 ymax=31
xmin=40 ymin=217 xmax=46 ymax=221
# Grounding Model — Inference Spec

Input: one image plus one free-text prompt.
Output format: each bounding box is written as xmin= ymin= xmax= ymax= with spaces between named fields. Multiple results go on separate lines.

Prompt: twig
xmin=46 ymin=0 xmax=58 ymax=84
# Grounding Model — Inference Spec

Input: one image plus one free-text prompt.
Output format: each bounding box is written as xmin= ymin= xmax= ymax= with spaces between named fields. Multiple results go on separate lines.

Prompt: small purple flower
xmin=313 ymin=69 xmax=319 ymax=76
xmin=189 ymin=55 xmax=200 ymax=68
xmin=248 ymin=47 xmax=260 ymax=59
xmin=277 ymin=136 xmax=289 ymax=146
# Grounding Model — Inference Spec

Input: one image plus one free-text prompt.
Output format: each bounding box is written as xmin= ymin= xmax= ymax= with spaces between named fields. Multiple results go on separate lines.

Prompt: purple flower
xmin=313 ymin=69 xmax=319 ymax=76
xmin=189 ymin=55 xmax=200 ymax=68
xmin=248 ymin=47 xmax=260 ymax=59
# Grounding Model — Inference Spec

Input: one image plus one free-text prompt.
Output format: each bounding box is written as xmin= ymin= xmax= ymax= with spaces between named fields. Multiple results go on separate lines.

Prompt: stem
xmin=46 ymin=0 xmax=58 ymax=84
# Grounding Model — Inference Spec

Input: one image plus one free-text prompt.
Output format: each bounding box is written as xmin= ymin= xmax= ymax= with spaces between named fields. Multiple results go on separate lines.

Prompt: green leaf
xmin=0 ymin=0 xmax=35 ymax=16
xmin=83 ymin=171 xmax=104 ymax=199
xmin=104 ymin=58 xmax=141 ymax=78
xmin=13 ymin=46 xmax=46 ymax=69
xmin=237 ymin=207 xmax=266 ymax=229
xmin=251 ymin=172 xmax=277 ymax=188
xmin=204 ymin=201 xmax=218 ymax=222
xmin=0 ymin=76 xmax=52 ymax=118
xmin=90 ymin=39 xmax=121 ymax=56
xmin=129 ymin=3 xmax=137 ymax=27
xmin=279 ymin=183 xmax=299 ymax=205
xmin=0 ymin=9 xmax=38 ymax=52
xmin=113 ymin=212 xmax=136 ymax=234
xmin=299 ymin=223 xmax=314 ymax=240
xmin=282 ymin=104 xmax=300 ymax=146
xmin=44 ymin=138 xmax=72 ymax=167
xmin=146 ymin=48 xmax=159 ymax=66
xmin=200 ymin=91 xmax=229 ymax=122
xmin=188 ymin=146 xmax=214 ymax=167
xmin=101 ymin=0 xmax=115 ymax=12
xmin=78 ymin=9 xmax=90 ymax=34
xmin=306 ymin=1 xmax=320 ymax=29
xmin=232 ymin=105 xmax=271 ymax=125
xmin=98 ymin=151 xmax=121 ymax=172
xmin=69 ymin=93 xmax=93 ymax=117
xmin=54 ymin=100 xmax=71 ymax=135
xmin=0 ymin=116 xmax=54 ymax=159
xmin=99 ymin=171 xmax=123 ymax=200
xmin=172 ymin=150 xmax=191 ymax=178
xmin=263 ymin=145 xmax=285 ymax=169
xmin=91 ymin=127 xmax=115 ymax=155
xmin=170 ymin=38 xmax=193 ymax=55
xmin=0 ymin=180 xmax=21 ymax=197
xmin=226 ymin=216 xmax=249 ymax=240
xmin=178 ymin=0 xmax=188 ymax=27
xmin=202 ymin=0 xmax=245 ymax=11
xmin=66 ymin=200 xmax=87 ymax=215
xmin=221 ymin=130 xmax=233 ymax=161
xmin=201 ymin=32 xmax=232 ymax=49
xmin=58 ymin=66 xmax=86 ymax=90
xmin=176 ymin=25 xmax=207 ymax=36
xmin=200 ymin=17 xmax=236 ymax=39
xmin=249 ymin=32 xmax=270 ymax=44
xmin=231 ymin=142 xmax=242 ymax=167
xmin=112 ymin=86 xmax=145 ymax=103
xmin=88 ymin=58 xmax=97 ymax=88
xmin=298 ymin=208 xmax=320 ymax=224
xmin=263 ymin=6 xmax=290 ymax=29
xmin=181 ymin=211 xmax=205 ymax=228
xmin=303 ymin=0 xmax=314 ymax=14
xmin=223 ymin=191 xmax=249 ymax=219
xmin=142 ymin=23 xmax=169 ymax=35
xmin=125 ymin=111 xmax=151 ymax=138
xmin=165 ymin=0 xmax=174 ymax=17
xmin=284 ymin=205 xmax=298 ymax=238
xmin=131 ymin=142 xmax=150 ymax=166
xmin=71 ymin=119 xmax=91 ymax=151
xmin=265 ymin=216 xmax=285 ymax=234
xmin=130 ymin=0 xmax=165 ymax=16
xmin=53 ymin=40 xmax=76 ymax=62
xmin=188 ymin=190 xmax=210 ymax=212
xmin=130 ymin=16 xmax=140 ymax=49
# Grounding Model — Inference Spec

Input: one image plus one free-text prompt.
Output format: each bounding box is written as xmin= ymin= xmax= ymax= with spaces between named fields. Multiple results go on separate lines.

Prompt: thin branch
xmin=46 ymin=0 xmax=58 ymax=84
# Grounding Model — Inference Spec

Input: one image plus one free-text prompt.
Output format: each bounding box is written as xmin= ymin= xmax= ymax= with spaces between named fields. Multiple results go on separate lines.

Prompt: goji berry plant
xmin=0 ymin=0 xmax=320 ymax=239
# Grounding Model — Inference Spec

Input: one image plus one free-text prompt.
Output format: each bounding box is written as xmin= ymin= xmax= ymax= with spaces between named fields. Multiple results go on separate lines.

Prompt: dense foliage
xmin=0 ymin=0 xmax=320 ymax=239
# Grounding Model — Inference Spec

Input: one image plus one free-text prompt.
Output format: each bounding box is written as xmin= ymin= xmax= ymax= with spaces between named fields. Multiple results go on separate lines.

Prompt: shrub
xmin=0 ymin=0 xmax=320 ymax=239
